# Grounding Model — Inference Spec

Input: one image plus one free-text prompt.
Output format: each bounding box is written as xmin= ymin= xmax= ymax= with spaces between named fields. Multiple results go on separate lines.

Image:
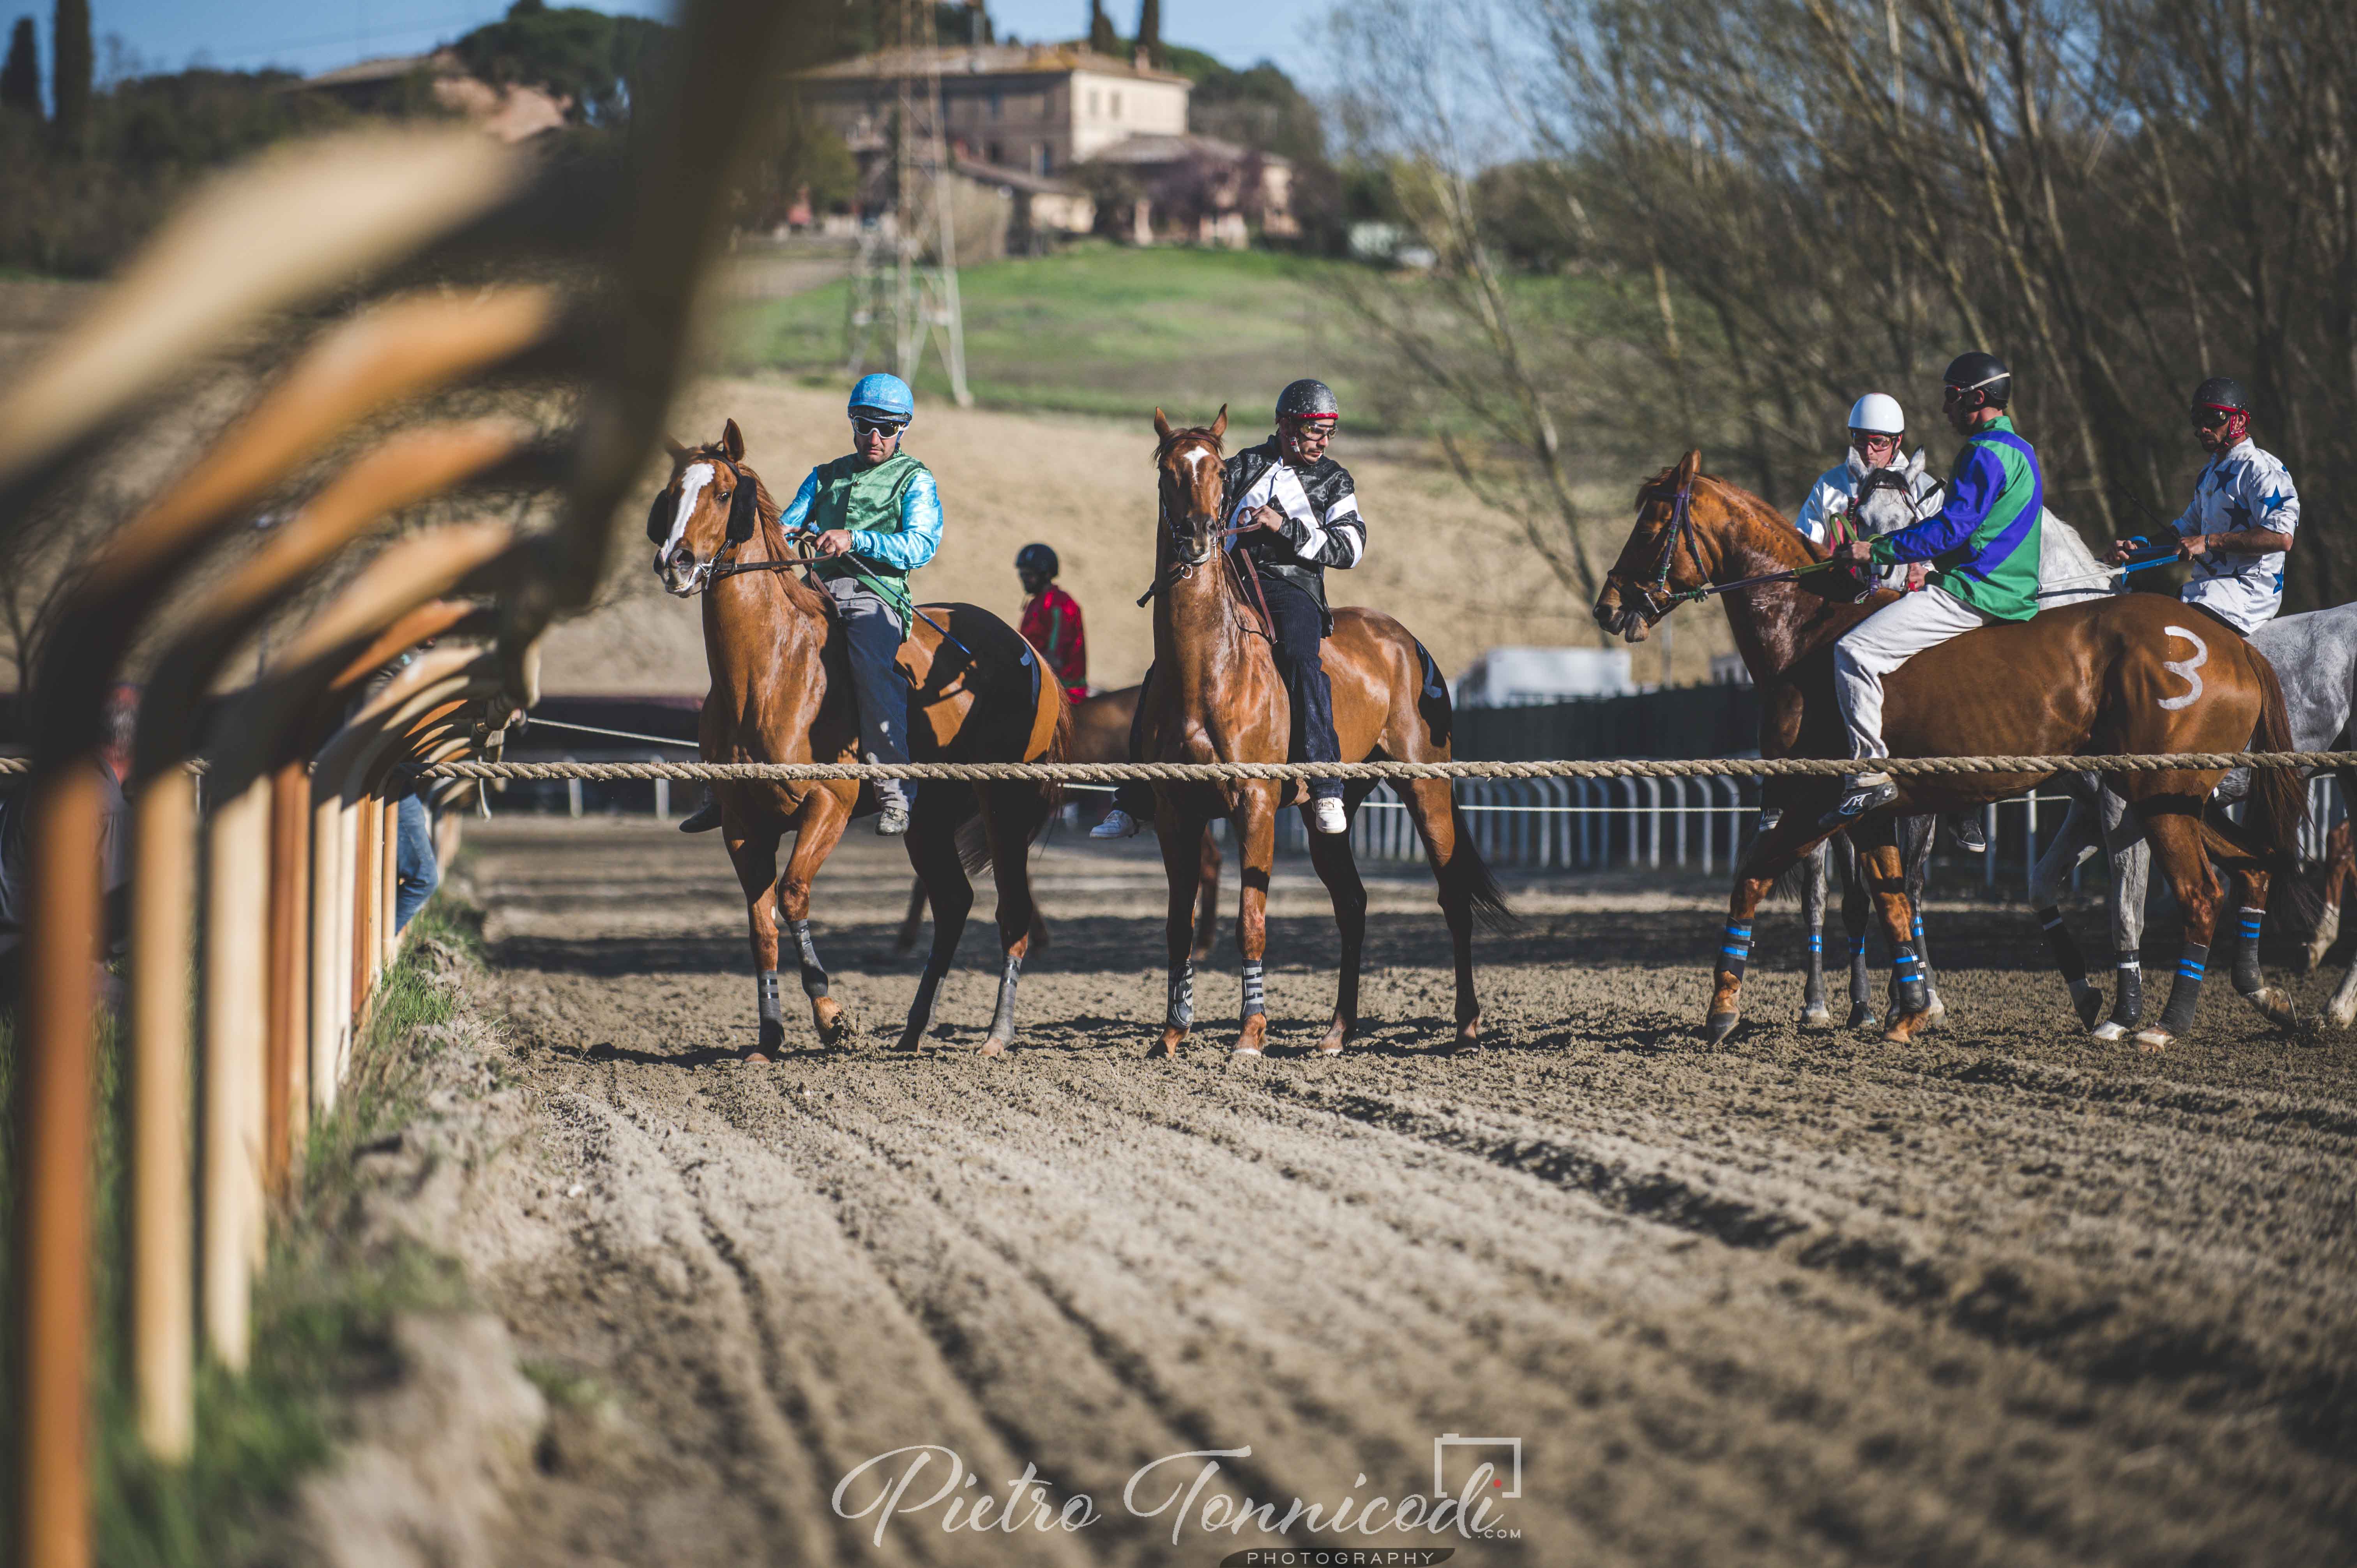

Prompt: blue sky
xmin=17 ymin=0 xmax=1332 ymax=90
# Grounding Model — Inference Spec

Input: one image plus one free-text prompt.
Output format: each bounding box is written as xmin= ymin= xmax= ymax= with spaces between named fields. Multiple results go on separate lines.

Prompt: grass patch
xmin=2 ymin=892 xmax=492 ymax=1566
xmin=720 ymin=242 xmax=1382 ymax=427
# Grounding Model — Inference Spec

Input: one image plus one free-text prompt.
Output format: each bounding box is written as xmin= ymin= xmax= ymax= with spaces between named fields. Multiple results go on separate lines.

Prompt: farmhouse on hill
xmin=799 ymin=42 xmax=1297 ymax=246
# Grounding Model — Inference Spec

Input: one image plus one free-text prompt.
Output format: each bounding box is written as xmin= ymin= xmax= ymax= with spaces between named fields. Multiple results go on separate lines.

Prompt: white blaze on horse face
xmin=2161 ymin=624 xmax=2210 ymax=710
xmin=655 ymin=462 xmax=716 ymax=593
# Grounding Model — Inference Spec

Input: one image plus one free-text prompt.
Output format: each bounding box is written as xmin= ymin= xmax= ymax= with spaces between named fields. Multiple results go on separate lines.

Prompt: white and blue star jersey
xmin=2173 ymin=437 xmax=2299 ymax=634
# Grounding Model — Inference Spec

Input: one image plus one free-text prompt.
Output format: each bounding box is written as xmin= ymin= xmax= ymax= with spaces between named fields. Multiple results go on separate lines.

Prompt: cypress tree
xmin=1134 ymin=0 xmax=1159 ymax=67
xmin=1087 ymin=0 xmax=1117 ymax=57
xmin=51 ymin=0 xmax=89 ymax=148
xmin=1 ymin=17 xmax=40 ymax=118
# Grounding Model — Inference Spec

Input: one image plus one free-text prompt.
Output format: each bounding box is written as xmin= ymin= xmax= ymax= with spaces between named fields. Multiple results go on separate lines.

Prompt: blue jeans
xmin=822 ymin=576 xmax=912 ymax=811
xmin=394 ymin=793 xmax=438 ymax=931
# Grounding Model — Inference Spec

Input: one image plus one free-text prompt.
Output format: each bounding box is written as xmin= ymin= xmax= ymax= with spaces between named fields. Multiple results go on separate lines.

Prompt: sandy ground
xmin=458 ymin=817 xmax=2357 ymax=1568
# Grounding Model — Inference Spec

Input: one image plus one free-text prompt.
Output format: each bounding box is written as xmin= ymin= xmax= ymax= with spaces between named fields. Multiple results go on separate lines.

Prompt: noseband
xmin=1624 ymin=470 xmax=1701 ymax=618
xmin=663 ymin=454 xmax=795 ymax=595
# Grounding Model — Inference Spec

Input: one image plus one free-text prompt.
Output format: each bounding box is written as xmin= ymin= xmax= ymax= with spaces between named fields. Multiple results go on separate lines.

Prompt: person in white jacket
xmin=2104 ymin=375 xmax=2299 ymax=637
xmin=1794 ymin=392 xmax=1945 ymax=592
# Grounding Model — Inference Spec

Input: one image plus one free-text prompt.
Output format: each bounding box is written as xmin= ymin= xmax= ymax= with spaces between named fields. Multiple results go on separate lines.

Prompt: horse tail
xmin=1444 ymin=800 xmax=1518 ymax=933
xmin=2199 ymin=648 xmax=2313 ymax=921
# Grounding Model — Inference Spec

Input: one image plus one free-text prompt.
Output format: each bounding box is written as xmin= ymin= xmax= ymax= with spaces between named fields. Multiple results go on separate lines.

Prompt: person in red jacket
xmin=1016 ymin=543 xmax=1088 ymax=701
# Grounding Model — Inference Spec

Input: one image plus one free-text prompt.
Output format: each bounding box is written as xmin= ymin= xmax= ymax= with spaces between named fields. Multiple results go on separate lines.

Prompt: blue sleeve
xmin=777 ymin=469 xmax=820 ymax=534
xmin=1872 ymin=444 xmax=2001 ymax=564
xmin=852 ymin=470 xmax=942 ymax=571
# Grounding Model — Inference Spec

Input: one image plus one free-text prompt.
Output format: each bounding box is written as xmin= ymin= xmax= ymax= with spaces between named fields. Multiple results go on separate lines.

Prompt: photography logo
xmin=1433 ymin=1434 xmax=1520 ymax=1500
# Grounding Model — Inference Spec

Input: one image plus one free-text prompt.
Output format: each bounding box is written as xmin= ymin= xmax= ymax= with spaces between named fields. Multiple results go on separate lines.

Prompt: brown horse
xmin=889 ymin=681 xmax=1226 ymax=961
xmin=1592 ymin=450 xmax=2302 ymax=1051
xmin=1142 ymin=407 xmax=1507 ymax=1057
xmin=650 ymin=418 xmax=1068 ymax=1058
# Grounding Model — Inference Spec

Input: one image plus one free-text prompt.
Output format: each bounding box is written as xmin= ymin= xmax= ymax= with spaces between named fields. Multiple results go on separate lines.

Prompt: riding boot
xmin=678 ymin=796 xmax=724 ymax=834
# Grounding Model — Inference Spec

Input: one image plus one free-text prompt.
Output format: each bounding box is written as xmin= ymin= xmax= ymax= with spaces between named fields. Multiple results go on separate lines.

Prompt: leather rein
xmin=1136 ymin=453 xmax=1274 ymax=643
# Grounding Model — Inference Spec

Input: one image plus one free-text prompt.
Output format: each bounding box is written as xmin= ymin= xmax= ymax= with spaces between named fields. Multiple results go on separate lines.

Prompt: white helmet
xmin=1846 ymin=393 xmax=1905 ymax=436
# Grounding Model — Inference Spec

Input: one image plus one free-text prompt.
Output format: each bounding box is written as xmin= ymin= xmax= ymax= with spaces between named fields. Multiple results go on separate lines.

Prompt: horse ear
xmin=727 ymin=475 xmax=758 ymax=543
xmin=663 ymin=436 xmax=690 ymax=463
xmin=1676 ymin=448 xmax=1703 ymax=484
xmin=722 ymin=418 xmax=745 ymax=463
xmin=1153 ymin=407 xmax=1174 ymax=442
xmin=1210 ymin=404 xmax=1228 ymax=439
xmin=1908 ymin=447 xmax=1928 ymax=478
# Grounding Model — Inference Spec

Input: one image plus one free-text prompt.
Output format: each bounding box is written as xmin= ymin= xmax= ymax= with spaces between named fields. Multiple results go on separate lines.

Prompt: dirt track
xmin=464 ymin=818 xmax=2357 ymax=1567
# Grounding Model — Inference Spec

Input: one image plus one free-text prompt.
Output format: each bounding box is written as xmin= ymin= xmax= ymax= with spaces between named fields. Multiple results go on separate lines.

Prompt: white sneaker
xmin=1309 ymin=798 xmax=1347 ymax=835
xmin=1090 ymin=807 xmax=1139 ymax=839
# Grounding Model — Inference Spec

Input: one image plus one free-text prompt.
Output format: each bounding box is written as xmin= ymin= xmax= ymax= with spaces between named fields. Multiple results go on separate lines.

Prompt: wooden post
xmin=200 ymin=776 xmax=270 ymax=1368
xmin=265 ymin=760 xmax=310 ymax=1191
xmin=128 ymin=766 xmax=197 ymax=1461
xmin=381 ymin=787 xmax=401 ymax=970
xmin=309 ymin=777 xmax=345 ymax=1116
xmin=351 ymin=793 xmax=377 ymax=1025
xmin=13 ymin=763 xmax=104 ymax=1568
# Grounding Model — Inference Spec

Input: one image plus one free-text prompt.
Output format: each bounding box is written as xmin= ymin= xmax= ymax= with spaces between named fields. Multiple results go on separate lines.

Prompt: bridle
xmin=1137 ymin=434 xmax=1273 ymax=640
xmin=1631 ymin=469 xmax=1702 ymax=618
xmin=659 ymin=454 xmax=821 ymax=595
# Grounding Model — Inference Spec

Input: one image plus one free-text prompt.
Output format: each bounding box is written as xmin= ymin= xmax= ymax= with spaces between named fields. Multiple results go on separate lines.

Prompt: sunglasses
xmin=2190 ymin=407 xmax=2235 ymax=429
xmin=852 ymin=416 xmax=908 ymax=437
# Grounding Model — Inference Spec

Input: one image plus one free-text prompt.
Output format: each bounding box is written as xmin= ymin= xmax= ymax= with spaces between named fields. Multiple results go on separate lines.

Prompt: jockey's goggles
xmin=851 ymin=414 xmax=909 ymax=437
xmin=2190 ymin=405 xmax=2238 ymax=429
xmin=1941 ymin=373 xmax=2006 ymax=404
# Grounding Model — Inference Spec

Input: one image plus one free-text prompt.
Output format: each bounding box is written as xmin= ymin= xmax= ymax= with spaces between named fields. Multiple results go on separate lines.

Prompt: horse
xmin=1593 ymin=449 xmax=2302 ymax=1051
xmin=2028 ymin=599 xmax=2357 ymax=1034
xmin=887 ymin=682 xmax=1227 ymax=961
xmin=1141 ymin=406 xmax=1508 ymax=1056
xmin=650 ymin=418 xmax=1068 ymax=1058
xmin=1781 ymin=461 xmax=2121 ymax=1030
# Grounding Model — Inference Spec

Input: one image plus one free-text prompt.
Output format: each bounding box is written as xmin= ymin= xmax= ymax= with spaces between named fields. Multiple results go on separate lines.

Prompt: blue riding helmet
xmin=848 ymin=372 xmax=915 ymax=424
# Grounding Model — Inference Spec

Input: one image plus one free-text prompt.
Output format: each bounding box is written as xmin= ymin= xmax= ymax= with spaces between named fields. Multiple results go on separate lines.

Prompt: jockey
xmin=1090 ymin=378 xmax=1367 ymax=841
xmin=2104 ymin=376 xmax=2299 ymax=636
xmin=1794 ymin=392 xmax=1942 ymax=592
xmin=677 ymin=373 xmax=942 ymax=838
xmin=1228 ymin=378 xmax=1368 ymax=835
xmin=1825 ymin=351 xmax=2046 ymax=826
xmin=1795 ymin=393 xmax=1982 ymax=852
xmin=1016 ymin=542 xmax=1088 ymax=701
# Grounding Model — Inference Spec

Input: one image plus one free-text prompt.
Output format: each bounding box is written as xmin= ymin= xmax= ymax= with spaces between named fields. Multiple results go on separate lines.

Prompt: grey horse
xmin=1782 ymin=455 xmax=2115 ymax=1027
xmin=2031 ymin=601 xmax=2357 ymax=1038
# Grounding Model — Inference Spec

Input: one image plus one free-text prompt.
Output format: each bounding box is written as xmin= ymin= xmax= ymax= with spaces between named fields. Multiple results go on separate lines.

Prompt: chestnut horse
xmin=1592 ymin=450 xmax=2301 ymax=1052
xmin=890 ymin=681 xmax=1226 ymax=961
xmin=650 ymin=419 xmax=1068 ymax=1058
xmin=1143 ymin=407 xmax=1507 ymax=1057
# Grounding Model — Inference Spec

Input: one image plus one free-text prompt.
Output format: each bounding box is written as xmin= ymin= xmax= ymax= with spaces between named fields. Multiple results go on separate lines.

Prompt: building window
xmin=1034 ymin=143 xmax=1051 ymax=175
xmin=988 ymin=89 xmax=1002 ymax=119
xmin=1111 ymin=90 xmax=1122 ymax=119
xmin=1089 ymin=89 xmax=1100 ymax=117
xmin=986 ymin=140 xmax=1003 ymax=165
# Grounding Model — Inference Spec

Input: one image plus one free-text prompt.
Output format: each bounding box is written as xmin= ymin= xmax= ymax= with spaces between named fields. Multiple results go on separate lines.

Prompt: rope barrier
xmin=408 ymin=750 xmax=2357 ymax=783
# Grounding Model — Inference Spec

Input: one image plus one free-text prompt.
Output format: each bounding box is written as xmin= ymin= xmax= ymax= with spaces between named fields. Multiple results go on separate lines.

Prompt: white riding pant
xmin=1833 ymin=586 xmax=1996 ymax=766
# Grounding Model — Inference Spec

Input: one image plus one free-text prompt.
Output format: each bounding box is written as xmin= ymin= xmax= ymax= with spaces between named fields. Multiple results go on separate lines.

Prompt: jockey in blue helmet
xmin=676 ymin=372 xmax=944 ymax=837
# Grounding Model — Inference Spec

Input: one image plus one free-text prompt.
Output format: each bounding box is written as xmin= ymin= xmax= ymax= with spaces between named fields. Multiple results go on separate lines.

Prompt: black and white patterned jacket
xmin=1223 ymin=438 xmax=1366 ymax=626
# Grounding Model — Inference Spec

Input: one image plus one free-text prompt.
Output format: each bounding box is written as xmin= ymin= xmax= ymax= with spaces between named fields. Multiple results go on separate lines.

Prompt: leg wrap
xmin=1717 ymin=922 xmax=1753 ymax=983
xmin=989 ymin=953 xmax=1022 ymax=1040
xmin=2232 ymin=906 xmax=2267 ymax=996
xmin=2037 ymin=905 xmax=2088 ymax=986
xmin=2159 ymin=942 xmax=2208 ymax=1035
xmin=1166 ymin=962 xmax=1195 ymax=1031
xmin=1240 ymin=959 xmax=1266 ymax=1019
xmin=2109 ymin=951 xmax=2143 ymax=1028
xmin=1891 ymin=941 xmax=1929 ymax=1014
xmin=756 ymin=971 xmax=785 ymax=1041
xmin=788 ymin=918 xmax=830 ymax=998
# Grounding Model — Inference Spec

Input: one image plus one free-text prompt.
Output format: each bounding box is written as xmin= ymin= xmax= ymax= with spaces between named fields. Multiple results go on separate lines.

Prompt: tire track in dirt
xmin=465 ymin=821 xmax=2357 ymax=1567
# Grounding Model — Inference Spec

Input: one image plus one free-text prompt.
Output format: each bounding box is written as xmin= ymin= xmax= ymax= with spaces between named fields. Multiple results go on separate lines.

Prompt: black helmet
xmin=2191 ymin=375 xmax=2249 ymax=413
xmin=1275 ymin=378 xmax=1339 ymax=422
xmin=1015 ymin=542 xmax=1058 ymax=577
xmin=1942 ymin=350 xmax=2012 ymax=408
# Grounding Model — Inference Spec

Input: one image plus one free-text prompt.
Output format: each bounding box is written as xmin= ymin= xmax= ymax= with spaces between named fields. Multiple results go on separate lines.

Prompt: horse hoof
xmin=1924 ymin=990 xmax=1948 ymax=1024
xmin=1318 ymin=1020 xmax=1352 ymax=1054
xmin=1703 ymin=1011 xmax=1739 ymax=1045
xmin=816 ymin=1009 xmax=859 ymax=1048
xmin=1150 ymin=1030 xmax=1187 ymax=1060
xmin=1882 ymin=1010 xmax=1931 ymax=1044
xmin=2091 ymin=1020 xmax=2129 ymax=1042
xmin=2071 ymin=985 xmax=2105 ymax=1031
xmin=980 ymin=1035 xmax=1009 ymax=1057
xmin=1800 ymin=1005 xmax=1833 ymax=1029
xmin=2244 ymin=988 xmax=2299 ymax=1029
xmin=1232 ymin=1044 xmax=1263 ymax=1058
xmin=2329 ymin=999 xmax=2357 ymax=1031
xmin=2131 ymin=1028 xmax=2173 ymax=1052
xmin=1845 ymin=1004 xmax=1873 ymax=1029
xmin=741 ymin=1049 xmax=772 ymax=1065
